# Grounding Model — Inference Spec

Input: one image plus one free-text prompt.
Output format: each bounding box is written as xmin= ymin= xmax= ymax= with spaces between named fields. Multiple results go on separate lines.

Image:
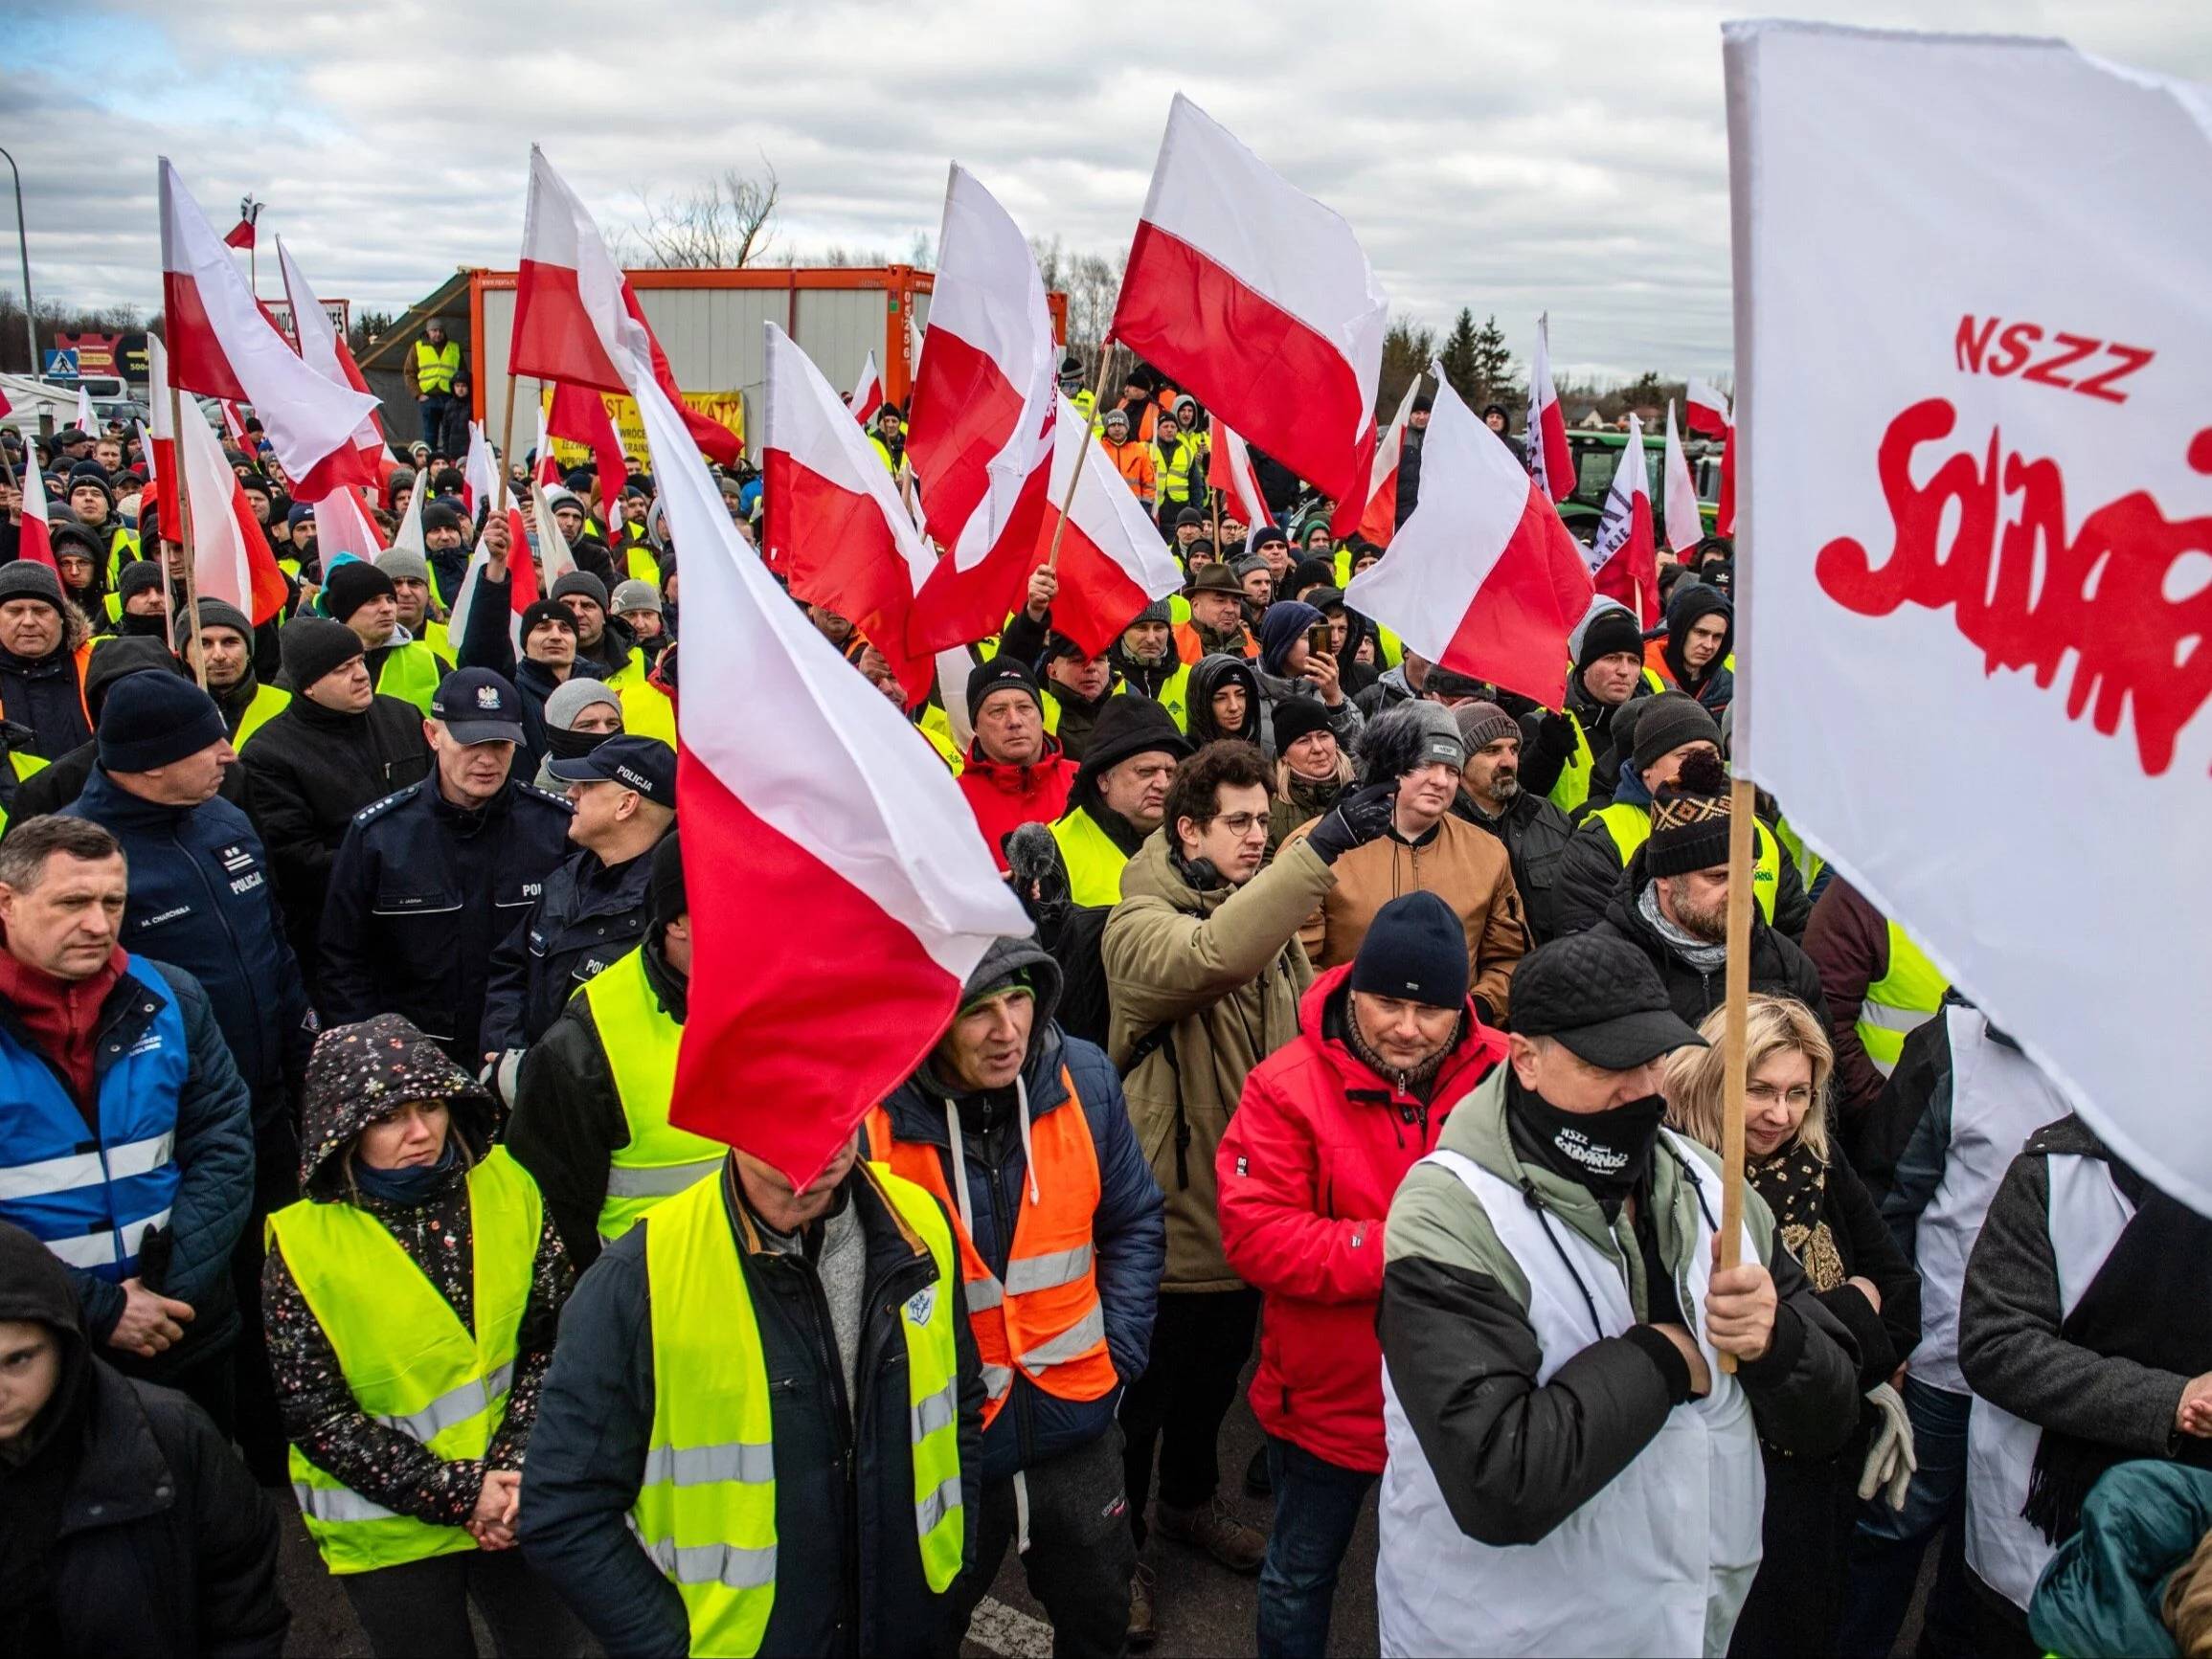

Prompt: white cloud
xmin=2 ymin=0 xmax=2206 ymax=378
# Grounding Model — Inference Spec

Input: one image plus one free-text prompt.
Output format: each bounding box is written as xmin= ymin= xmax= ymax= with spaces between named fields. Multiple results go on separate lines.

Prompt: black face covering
xmin=545 ymin=726 xmax=607 ymax=762
xmin=1507 ymin=1073 xmax=1669 ymax=1205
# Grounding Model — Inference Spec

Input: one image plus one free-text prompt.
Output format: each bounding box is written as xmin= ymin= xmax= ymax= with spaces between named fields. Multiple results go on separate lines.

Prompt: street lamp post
xmin=0 ymin=146 xmax=34 ymax=376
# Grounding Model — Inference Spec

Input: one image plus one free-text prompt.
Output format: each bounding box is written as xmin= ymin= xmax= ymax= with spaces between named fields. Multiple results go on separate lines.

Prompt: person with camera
xmin=1253 ymin=601 xmax=1364 ymax=759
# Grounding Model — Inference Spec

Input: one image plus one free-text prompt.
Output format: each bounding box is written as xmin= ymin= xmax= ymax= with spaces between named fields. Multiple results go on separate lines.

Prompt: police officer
xmin=480 ymin=734 xmax=675 ymax=1075
xmin=318 ymin=669 xmax=573 ymax=1067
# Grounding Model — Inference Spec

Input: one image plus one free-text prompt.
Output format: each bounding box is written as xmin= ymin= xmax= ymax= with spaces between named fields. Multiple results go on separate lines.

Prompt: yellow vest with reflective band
xmin=1591 ymin=801 xmax=1781 ymax=926
xmin=372 ymin=639 xmax=444 ymax=716
xmin=266 ymin=1150 xmax=540 ymax=1575
xmin=1857 ymin=923 xmax=1948 ymax=1077
xmin=634 ymin=1162 xmax=966 ymax=1656
xmin=1051 ymin=808 xmax=1131 ymax=908
xmin=1154 ymin=431 xmax=1198 ymax=504
xmin=621 ymin=678 xmax=678 ymax=747
xmin=232 ymin=684 xmax=291 ymax=751
xmin=0 ymin=750 xmax=50 ymax=839
xmin=1117 ymin=661 xmax=1189 ymax=730
xmin=414 ymin=338 xmax=462 ymax=396
xmin=1546 ymin=710 xmax=1597 ymax=815
xmin=1772 ymin=813 xmax=1824 ymax=891
xmin=598 ymin=648 xmax=648 ymax=692
xmin=583 ymin=946 xmax=725 ymax=1241
xmin=625 ymin=543 xmax=660 ymax=586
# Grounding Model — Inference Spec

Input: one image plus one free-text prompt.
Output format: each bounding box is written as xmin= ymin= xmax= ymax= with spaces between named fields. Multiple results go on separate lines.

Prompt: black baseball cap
xmin=430 ymin=668 xmax=528 ymax=747
xmin=545 ymin=734 xmax=676 ymax=806
xmin=1509 ymin=934 xmax=1706 ymax=1070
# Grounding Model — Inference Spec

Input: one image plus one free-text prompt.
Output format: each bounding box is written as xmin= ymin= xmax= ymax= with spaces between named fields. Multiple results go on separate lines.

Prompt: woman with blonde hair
xmin=1666 ymin=993 xmax=1923 ymax=1659
xmin=1266 ymin=697 xmax=1353 ymax=856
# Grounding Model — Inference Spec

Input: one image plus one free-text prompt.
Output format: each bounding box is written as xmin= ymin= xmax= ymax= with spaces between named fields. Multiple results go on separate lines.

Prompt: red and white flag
xmin=1729 ymin=21 xmax=2212 ymax=1214
xmin=14 ymin=449 xmax=55 ymax=570
xmin=444 ymin=504 xmax=539 ymax=652
xmin=277 ymin=238 xmax=391 ymax=483
xmin=1344 ymin=364 xmax=1592 ymax=708
xmin=74 ymin=384 xmax=93 ymax=437
xmin=1589 ymin=414 xmax=1660 ymax=626
xmin=1206 ymin=420 xmax=1274 ymax=531
xmin=1525 ymin=313 xmax=1575 ymax=504
xmin=1035 ymin=395 xmax=1185 ymax=658
xmin=311 ymin=486 xmax=388 ymax=560
xmin=631 ymin=361 xmax=1029 ymax=1186
xmin=157 ymin=159 xmax=378 ymax=496
xmin=175 ymin=366 xmax=287 ymax=624
xmin=510 ymin=146 xmax=740 ymax=464
xmin=463 ymin=420 xmax=498 ymax=517
xmin=545 ymin=384 xmax=625 ymax=517
xmin=1113 ymin=94 xmax=1387 ymax=505
xmin=1355 ymin=376 xmax=1422 ymax=546
xmin=218 ymin=400 xmax=249 ymax=447
xmin=1661 ymin=400 xmax=1704 ymax=556
xmin=905 ymin=165 xmax=1057 ymax=653
xmin=146 ymin=336 xmax=183 ymax=536
xmin=529 ymin=481 xmax=577 ymax=588
xmin=846 ymin=349 xmax=883 ymax=423
xmin=532 ymin=399 xmax=561 ymax=487
xmin=760 ymin=322 xmax=938 ymax=704
xmin=1684 ymin=378 xmax=1731 ymax=437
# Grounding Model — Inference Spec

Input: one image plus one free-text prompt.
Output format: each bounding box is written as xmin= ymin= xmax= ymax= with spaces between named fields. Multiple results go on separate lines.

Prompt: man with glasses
xmin=1100 ymin=738 xmax=1389 ymax=1639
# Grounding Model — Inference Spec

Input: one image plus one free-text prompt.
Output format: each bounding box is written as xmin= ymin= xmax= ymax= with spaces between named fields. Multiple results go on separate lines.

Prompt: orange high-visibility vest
xmin=863 ymin=1077 xmax=1115 ymax=1425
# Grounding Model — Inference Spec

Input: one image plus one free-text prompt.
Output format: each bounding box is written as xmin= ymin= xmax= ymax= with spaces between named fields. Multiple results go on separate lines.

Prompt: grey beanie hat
xmin=0 ymin=560 xmax=67 ymax=613
xmin=553 ymin=570 xmax=609 ymax=609
xmin=610 ymin=578 xmax=662 ymax=616
xmin=543 ymin=677 xmax=623 ymax=730
xmin=376 ymin=547 xmax=433 ymax=587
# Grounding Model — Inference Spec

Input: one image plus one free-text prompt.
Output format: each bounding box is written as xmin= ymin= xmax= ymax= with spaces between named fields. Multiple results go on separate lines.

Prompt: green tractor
xmin=1552 ymin=427 xmax=1724 ymax=543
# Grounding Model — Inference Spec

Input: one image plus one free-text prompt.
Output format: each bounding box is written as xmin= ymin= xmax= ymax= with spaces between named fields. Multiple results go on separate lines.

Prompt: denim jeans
xmin=1836 ymin=1377 xmax=1974 ymax=1658
xmin=1255 ymin=1435 xmax=1376 ymax=1659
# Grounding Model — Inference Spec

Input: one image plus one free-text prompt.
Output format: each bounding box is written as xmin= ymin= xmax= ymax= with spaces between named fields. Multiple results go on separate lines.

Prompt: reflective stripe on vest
xmin=267 ymin=1149 xmax=540 ymax=1576
xmin=233 ymin=684 xmax=292 ymax=750
xmin=372 ymin=640 xmax=444 ymax=716
xmin=863 ymin=1080 xmax=1116 ymax=1428
xmin=0 ymin=955 xmax=188 ymax=1283
xmin=1050 ymin=809 xmax=1131 ymax=908
xmin=1593 ymin=802 xmax=1781 ymax=926
xmin=1154 ymin=433 xmax=1196 ymax=503
xmin=1546 ymin=710 xmax=1595 ymax=815
xmin=414 ymin=338 xmax=461 ymax=395
xmin=1856 ymin=922 xmax=1949 ymax=1077
xmin=581 ymin=946 xmax=724 ymax=1241
xmin=636 ymin=1162 xmax=965 ymax=1654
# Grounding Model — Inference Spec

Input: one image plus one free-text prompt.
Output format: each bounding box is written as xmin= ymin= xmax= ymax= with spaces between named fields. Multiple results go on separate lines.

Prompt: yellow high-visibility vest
xmin=583 ymin=946 xmax=724 ymax=1241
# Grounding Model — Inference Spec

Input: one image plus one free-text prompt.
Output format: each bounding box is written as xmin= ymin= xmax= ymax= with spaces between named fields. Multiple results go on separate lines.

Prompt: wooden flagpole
xmin=495 ymin=373 xmax=519 ymax=516
xmin=167 ymin=380 xmax=208 ymax=688
xmin=1044 ymin=342 xmax=1118 ymax=572
xmin=1714 ymin=771 xmax=1757 ymax=1373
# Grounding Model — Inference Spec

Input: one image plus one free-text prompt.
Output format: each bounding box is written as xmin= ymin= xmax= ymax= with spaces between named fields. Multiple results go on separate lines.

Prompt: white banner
xmin=1727 ymin=22 xmax=2212 ymax=1210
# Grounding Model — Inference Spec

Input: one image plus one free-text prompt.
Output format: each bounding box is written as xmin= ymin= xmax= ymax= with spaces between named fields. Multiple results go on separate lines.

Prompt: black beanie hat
xmin=519 ymin=598 xmax=575 ymax=645
xmin=98 ymin=673 xmax=226 ymax=772
xmin=1632 ymin=692 xmax=1724 ymax=776
xmin=1576 ymin=605 xmax=1647 ymax=676
xmin=115 ymin=560 xmax=166 ymax=601
xmin=280 ymin=616 xmax=367 ymax=692
xmin=0 ymin=560 xmax=65 ymax=613
xmin=967 ymin=657 xmax=1042 ymax=725
xmin=1647 ymin=748 xmax=1734 ymax=879
xmin=1348 ymin=890 xmax=1469 ymax=1010
xmin=193 ymin=598 xmax=253 ymax=640
xmin=420 ymin=502 xmax=463 ymax=536
xmin=649 ymin=831 xmax=688 ymax=932
xmin=323 ymin=560 xmax=397 ymax=623
xmin=1270 ymin=694 xmax=1335 ymax=754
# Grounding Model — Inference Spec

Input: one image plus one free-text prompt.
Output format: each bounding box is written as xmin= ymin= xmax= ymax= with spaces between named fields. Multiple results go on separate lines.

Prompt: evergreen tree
xmin=1470 ymin=314 xmax=1513 ymax=404
xmin=1438 ymin=307 xmax=1481 ymax=402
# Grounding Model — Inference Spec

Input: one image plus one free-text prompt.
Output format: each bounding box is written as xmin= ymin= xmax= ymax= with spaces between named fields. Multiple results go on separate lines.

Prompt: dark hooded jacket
xmin=260 ymin=1017 xmax=570 ymax=1534
xmin=0 ymin=1221 xmax=286 ymax=1658
xmin=1656 ymin=582 xmax=1734 ymax=714
xmin=1185 ymin=652 xmax=1263 ymax=747
xmin=0 ymin=599 xmax=92 ymax=762
xmin=874 ymin=937 xmax=1165 ymax=1483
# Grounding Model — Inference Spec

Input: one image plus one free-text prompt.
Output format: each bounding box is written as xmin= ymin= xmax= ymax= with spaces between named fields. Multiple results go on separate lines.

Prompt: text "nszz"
xmin=1954 ymin=316 xmax=2153 ymax=404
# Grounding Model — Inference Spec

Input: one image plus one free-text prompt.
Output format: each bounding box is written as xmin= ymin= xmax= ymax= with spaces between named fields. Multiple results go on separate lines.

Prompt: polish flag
xmin=760 ymin=322 xmax=938 ymax=704
xmin=158 ymin=159 xmax=379 ymax=496
xmin=312 ymin=486 xmax=388 ymax=559
xmin=1036 ymin=395 xmax=1185 ymax=658
xmin=1344 ymin=363 xmax=1593 ymax=709
xmin=1355 ymin=377 xmax=1422 ymax=546
xmin=1588 ymin=414 xmax=1660 ymax=626
xmin=218 ymin=400 xmax=249 ymax=447
xmin=904 ymin=165 xmax=1058 ymax=654
xmin=530 ymin=481 xmax=577 ymax=587
xmin=147 ymin=337 xmax=183 ymax=536
xmin=1524 ymin=313 xmax=1575 ymax=504
xmin=532 ymin=398 xmax=561 ymax=487
xmin=510 ymin=146 xmax=740 ymax=465
xmin=545 ymin=383 xmax=626 ymax=518
xmin=1661 ymin=401 xmax=1704 ymax=555
xmin=1206 ymin=420 xmax=1274 ymax=531
xmin=277 ymin=238 xmax=391 ymax=482
xmin=386 ymin=461 xmax=427 ymax=559
xmin=1113 ymin=95 xmax=1387 ymax=506
xmin=445 ymin=504 xmax=541 ymax=653
xmin=463 ymin=420 xmax=498 ymax=517
xmin=846 ymin=349 xmax=883 ymax=423
xmin=14 ymin=449 xmax=56 ymax=570
xmin=175 ymin=367 xmax=288 ymax=624
xmin=74 ymin=383 xmax=94 ymax=437
xmin=1683 ymin=379 xmax=1731 ymax=437
xmin=630 ymin=360 xmax=1029 ymax=1184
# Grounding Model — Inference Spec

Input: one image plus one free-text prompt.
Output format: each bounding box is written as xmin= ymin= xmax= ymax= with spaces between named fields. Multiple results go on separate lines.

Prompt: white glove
xmin=1857 ymin=1380 xmax=1917 ymax=1511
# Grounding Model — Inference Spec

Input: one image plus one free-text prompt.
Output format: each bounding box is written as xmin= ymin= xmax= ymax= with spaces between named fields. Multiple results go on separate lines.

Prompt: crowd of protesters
xmin=0 ymin=347 xmax=2206 ymax=1659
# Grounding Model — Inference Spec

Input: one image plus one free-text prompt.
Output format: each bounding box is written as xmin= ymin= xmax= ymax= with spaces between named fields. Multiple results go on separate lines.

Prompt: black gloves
xmin=1532 ymin=709 xmax=1578 ymax=762
xmin=1304 ymin=782 xmax=1397 ymax=865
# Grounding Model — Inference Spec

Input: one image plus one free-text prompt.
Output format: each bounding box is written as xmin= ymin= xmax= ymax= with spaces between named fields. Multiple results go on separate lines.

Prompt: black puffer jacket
xmin=0 ymin=1221 xmax=287 ymax=1658
xmin=479 ymin=836 xmax=662 ymax=1057
xmin=239 ymin=692 xmax=432 ymax=983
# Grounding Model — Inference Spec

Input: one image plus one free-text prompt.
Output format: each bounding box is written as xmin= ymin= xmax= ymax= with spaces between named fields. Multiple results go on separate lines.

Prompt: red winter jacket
xmin=1218 ymin=964 xmax=1506 ymax=1471
xmin=957 ymin=738 xmax=1077 ymax=870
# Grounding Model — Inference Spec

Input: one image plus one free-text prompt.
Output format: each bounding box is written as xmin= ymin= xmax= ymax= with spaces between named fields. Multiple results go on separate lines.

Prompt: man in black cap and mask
xmin=1373 ymin=932 xmax=1861 ymax=1657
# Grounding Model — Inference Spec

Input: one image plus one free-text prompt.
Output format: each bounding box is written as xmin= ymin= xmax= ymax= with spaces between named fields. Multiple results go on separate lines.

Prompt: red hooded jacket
xmin=1218 ymin=963 xmax=1506 ymax=1471
xmin=957 ymin=737 xmax=1076 ymax=871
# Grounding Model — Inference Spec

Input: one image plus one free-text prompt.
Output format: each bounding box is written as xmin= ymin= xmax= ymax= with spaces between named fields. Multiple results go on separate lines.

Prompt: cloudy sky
xmin=5 ymin=0 xmax=2206 ymax=382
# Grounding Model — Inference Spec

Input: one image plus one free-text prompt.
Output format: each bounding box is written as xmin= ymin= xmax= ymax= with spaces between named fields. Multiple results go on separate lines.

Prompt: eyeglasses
xmin=1208 ymin=812 xmax=1268 ymax=837
xmin=1745 ymin=1083 xmax=1816 ymax=1107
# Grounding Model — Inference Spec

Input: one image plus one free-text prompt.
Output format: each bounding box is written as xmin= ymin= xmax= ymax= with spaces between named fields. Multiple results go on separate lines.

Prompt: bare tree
xmin=1027 ymin=235 xmax=1124 ymax=367
xmin=620 ymin=162 xmax=780 ymax=269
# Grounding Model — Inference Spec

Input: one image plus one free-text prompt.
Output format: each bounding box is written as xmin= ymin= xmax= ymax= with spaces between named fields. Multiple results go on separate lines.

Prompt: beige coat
xmin=1104 ymin=832 xmax=1333 ymax=1291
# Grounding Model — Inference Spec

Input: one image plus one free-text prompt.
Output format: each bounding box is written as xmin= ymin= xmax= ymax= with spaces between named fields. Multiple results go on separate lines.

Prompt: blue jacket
xmin=878 ymin=939 xmax=1164 ymax=1483
xmin=63 ymin=770 xmax=315 ymax=1125
xmin=317 ymin=773 xmax=574 ymax=1065
xmin=0 ymin=958 xmax=255 ymax=1364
